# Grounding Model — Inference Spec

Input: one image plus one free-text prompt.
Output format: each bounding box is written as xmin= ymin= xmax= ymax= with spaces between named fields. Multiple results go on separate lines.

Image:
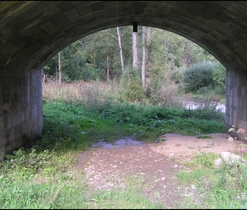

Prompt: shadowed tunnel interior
xmin=1 ymin=1 xmax=247 ymax=153
xmin=1 ymin=1 xmax=247 ymax=70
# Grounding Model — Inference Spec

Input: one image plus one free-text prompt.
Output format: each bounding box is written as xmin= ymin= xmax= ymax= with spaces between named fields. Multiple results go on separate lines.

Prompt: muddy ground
xmin=74 ymin=133 xmax=247 ymax=208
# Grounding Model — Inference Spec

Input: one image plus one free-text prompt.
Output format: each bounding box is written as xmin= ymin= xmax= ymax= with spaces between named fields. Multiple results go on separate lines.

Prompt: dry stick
xmin=46 ymin=187 xmax=62 ymax=206
xmin=44 ymin=143 xmax=63 ymax=206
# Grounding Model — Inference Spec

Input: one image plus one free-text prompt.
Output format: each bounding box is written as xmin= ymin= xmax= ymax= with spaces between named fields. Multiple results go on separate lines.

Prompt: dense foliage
xmin=43 ymin=26 xmax=226 ymax=95
xmin=183 ymin=62 xmax=226 ymax=93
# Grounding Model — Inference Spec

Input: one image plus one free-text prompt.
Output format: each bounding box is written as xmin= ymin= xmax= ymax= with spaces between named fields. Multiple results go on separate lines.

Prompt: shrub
xmin=144 ymin=67 xmax=182 ymax=107
xmin=118 ymin=68 xmax=145 ymax=103
xmin=183 ymin=62 xmax=216 ymax=93
xmin=212 ymin=63 xmax=226 ymax=94
xmin=194 ymin=153 xmax=219 ymax=168
xmin=170 ymin=67 xmax=184 ymax=85
xmin=146 ymin=80 xmax=182 ymax=107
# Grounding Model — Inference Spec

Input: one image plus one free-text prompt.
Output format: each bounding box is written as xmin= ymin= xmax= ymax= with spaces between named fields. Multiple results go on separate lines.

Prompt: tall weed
xmin=43 ymin=73 xmax=185 ymax=108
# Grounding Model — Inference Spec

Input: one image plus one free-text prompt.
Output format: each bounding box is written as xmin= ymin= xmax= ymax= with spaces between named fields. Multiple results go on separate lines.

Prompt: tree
xmin=58 ymin=51 xmax=61 ymax=84
xmin=145 ymin=27 xmax=152 ymax=88
xmin=106 ymin=50 xmax=110 ymax=81
xmin=141 ymin=26 xmax=147 ymax=91
xmin=133 ymin=30 xmax=138 ymax=70
xmin=43 ymin=26 xmax=221 ymax=84
xmin=117 ymin=27 xmax=125 ymax=74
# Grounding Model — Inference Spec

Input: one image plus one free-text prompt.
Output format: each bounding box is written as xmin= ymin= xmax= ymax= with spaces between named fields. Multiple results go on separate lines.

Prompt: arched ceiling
xmin=1 ymin=1 xmax=247 ymax=71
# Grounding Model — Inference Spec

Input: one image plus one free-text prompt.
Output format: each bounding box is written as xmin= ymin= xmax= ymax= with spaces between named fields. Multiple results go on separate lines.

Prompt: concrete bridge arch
xmin=1 ymin=1 xmax=247 ymax=153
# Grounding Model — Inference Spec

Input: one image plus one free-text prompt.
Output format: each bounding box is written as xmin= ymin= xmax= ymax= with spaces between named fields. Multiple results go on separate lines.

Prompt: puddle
xmin=91 ymin=137 xmax=144 ymax=149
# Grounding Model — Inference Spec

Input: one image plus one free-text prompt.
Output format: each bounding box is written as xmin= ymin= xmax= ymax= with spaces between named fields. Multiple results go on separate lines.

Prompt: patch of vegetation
xmin=1 ymin=82 xmax=226 ymax=208
xmin=42 ymin=101 xmax=134 ymax=148
xmin=176 ymin=168 xmax=213 ymax=185
xmin=196 ymin=134 xmax=212 ymax=139
xmin=176 ymin=152 xmax=247 ymax=209
xmin=194 ymin=153 xmax=219 ymax=168
xmin=1 ymin=101 xmax=167 ymax=208
xmin=95 ymin=102 xmax=225 ymax=140
xmin=88 ymin=187 xmax=164 ymax=209
xmin=183 ymin=62 xmax=225 ymax=94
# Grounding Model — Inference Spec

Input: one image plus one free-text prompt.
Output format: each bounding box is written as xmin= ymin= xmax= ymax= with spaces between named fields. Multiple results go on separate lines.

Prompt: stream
xmin=180 ymin=97 xmax=225 ymax=113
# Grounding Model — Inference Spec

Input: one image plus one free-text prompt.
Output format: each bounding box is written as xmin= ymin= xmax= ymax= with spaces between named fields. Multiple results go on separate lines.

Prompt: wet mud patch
xmin=91 ymin=137 xmax=145 ymax=149
xmin=74 ymin=133 xmax=247 ymax=208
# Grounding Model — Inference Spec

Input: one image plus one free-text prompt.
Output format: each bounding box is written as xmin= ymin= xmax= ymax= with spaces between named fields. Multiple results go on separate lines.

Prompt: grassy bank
xmin=175 ymin=152 xmax=247 ymax=208
xmin=1 ymin=101 xmax=165 ymax=208
xmin=1 ymin=80 xmax=241 ymax=209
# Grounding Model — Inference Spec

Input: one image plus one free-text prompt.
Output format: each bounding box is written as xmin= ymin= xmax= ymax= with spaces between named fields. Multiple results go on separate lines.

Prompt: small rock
xmin=191 ymin=185 xmax=196 ymax=190
xmin=228 ymin=136 xmax=234 ymax=142
xmin=163 ymin=185 xmax=166 ymax=189
xmin=221 ymin=152 xmax=244 ymax=164
xmin=214 ymin=158 xmax=223 ymax=168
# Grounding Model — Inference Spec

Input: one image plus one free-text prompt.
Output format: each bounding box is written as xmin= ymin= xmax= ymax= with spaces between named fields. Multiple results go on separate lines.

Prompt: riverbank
xmin=179 ymin=96 xmax=226 ymax=113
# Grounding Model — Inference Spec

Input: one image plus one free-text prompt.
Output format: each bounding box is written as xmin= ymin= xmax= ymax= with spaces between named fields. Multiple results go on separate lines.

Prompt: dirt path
xmin=74 ymin=133 xmax=247 ymax=208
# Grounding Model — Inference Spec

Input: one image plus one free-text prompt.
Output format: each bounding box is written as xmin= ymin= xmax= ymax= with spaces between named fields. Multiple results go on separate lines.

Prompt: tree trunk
xmin=42 ymin=68 xmax=46 ymax=85
xmin=93 ymin=41 xmax=96 ymax=66
xmin=164 ymin=36 xmax=169 ymax=70
xmin=106 ymin=51 xmax=110 ymax=81
xmin=133 ymin=31 xmax=138 ymax=70
xmin=182 ymin=40 xmax=189 ymax=68
xmin=146 ymin=27 xmax=152 ymax=87
xmin=58 ymin=51 xmax=61 ymax=84
xmin=142 ymin=26 xmax=147 ymax=91
xmin=117 ymin=27 xmax=125 ymax=74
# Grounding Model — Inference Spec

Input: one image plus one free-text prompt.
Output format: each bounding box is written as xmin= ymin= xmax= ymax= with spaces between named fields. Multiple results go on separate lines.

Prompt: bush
xmin=118 ymin=68 xmax=145 ymax=103
xmin=212 ymin=63 xmax=226 ymax=94
xmin=170 ymin=67 xmax=184 ymax=85
xmin=146 ymin=80 xmax=182 ymax=107
xmin=183 ymin=62 xmax=216 ymax=93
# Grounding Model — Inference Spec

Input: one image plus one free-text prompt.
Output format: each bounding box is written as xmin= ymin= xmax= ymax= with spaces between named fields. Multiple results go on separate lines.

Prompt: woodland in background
xmin=2 ymin=27 xmax=238 ymax=210
xmin=43 ymin=26 xmax=226 ymax=100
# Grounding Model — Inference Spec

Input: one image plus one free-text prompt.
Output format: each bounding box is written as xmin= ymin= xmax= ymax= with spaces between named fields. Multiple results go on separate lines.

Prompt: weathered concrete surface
xmin=0 ymin=67 xmax=42 ymax=155
xmin=1 ymin=1 xmax=247 ymax=153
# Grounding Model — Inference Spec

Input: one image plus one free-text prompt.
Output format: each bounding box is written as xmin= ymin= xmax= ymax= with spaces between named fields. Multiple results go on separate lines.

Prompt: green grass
xmin=0 ymin=100 xmax=229 ymax=208
xmin=91 ymin=101 xmax=225 ymax=140
xmin=176 ymin=168 xmax=213 ymax=185
xmin=87 ymin=173 xmax=165 ymax=209
xmin=175 ymin=152 xmax=247 ymax=209
xmin=0 ymin=100 xmax=168 ymax=208
xmin=87 ymin=187 xmax=164 ymax=209
xmin=43 ymin=100 xmax=225 ymax=145
xmin=42 ymin=101 xmax=134 ymax=151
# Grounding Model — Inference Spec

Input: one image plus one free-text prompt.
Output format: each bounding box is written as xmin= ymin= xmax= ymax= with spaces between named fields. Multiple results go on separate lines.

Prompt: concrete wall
xmin=0 ymin=67 xmax=43 ymax=155
xmin=226 ymin=69 xmax=247 ymax=131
